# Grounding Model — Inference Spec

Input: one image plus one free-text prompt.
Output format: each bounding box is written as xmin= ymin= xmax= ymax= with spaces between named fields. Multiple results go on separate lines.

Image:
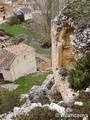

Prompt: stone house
xmin=0 ymin=43 xmax=36 ymax=82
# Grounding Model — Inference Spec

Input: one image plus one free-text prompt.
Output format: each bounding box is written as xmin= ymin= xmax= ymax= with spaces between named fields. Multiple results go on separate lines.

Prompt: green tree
xmin=7 ymin=15 xmax=19 ymax=25
xmin=68 ymin=53 xmax=90 ymax=91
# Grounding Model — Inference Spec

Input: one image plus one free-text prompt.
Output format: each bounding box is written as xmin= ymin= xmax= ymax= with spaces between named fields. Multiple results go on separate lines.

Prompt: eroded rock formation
xmin=51 ymin=0 xmax=90 ymax=103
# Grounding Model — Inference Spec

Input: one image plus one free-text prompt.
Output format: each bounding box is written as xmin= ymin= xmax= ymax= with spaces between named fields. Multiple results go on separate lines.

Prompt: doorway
xmin=0 ymin=73 xmax=4 ymax=84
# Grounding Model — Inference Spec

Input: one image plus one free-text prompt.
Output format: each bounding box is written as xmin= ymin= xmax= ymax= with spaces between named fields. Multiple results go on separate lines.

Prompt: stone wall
xmin=10 ymin=50 xmax=36 ymax=82
xmin=2 ymin=49 xmax=36 ymax=82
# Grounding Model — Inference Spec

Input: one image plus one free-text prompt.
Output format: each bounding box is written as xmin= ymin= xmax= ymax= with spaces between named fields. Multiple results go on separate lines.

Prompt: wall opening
xmin=0 ymin=73 xmax=4 ymax=84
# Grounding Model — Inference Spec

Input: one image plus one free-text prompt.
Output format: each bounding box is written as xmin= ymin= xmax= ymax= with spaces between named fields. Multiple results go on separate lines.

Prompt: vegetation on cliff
xmin=68 ymin=53 xmax=90 ymax=91
xmin=63 ymin=0 xmax=90 ymax=21
xmin=16 ymin=106 xmax=61 ymax=120
xmin=16 ymin=91 xmax=90 ymax=120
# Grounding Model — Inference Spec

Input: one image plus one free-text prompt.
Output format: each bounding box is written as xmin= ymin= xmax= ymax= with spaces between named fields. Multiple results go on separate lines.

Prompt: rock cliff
xmin=51 ymin=0 xmax=90 ymax=103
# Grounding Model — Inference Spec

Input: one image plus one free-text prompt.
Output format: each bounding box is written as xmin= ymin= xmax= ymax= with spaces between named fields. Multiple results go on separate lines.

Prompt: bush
xmin=68 ymin=53 xmax=90 ymax=91
xmin=7 ymin=15 xmax=19 ymax=25
xmin=0 ymin=88 xmax=25 ymax=114
xmin=16 ymin=106 xmax=62 ymax=120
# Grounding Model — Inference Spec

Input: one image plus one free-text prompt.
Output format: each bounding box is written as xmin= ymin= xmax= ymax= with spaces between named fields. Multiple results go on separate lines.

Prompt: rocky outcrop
xmin=71 ymin=26 xmax=90 ymax=53
xmin=51 ymin=14 xmax=78 ymax=103
xmin=0 ymin=76 xmax=90 ymax=120
xmin=51 ymin=0 xmax=90 ymax=103
xmin=0 ymin=74 xmax=65 ymax=120
xmin=28 ymin=74 xmax=61 ymax=104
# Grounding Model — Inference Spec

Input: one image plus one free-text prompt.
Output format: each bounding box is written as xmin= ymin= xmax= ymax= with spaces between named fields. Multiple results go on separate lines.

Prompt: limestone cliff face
xmin=51 ymin=0 xmax=90 ymax=103
xmin=51 ymin=14 xmax=77 ymax=103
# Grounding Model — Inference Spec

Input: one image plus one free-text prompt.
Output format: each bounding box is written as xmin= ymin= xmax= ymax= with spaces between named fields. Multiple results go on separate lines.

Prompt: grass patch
xmin=1 ymin=23 xmax=40 ymax=41
xmin=31 ymin=44 xmax=51 ymax=59
xmin=14 ymin=71 xmax=53 ymax=94
xmin=1 ymin=23 xmax=25 ymax=35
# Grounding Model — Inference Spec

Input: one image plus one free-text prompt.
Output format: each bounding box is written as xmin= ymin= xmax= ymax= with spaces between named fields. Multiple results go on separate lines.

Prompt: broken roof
xmin=0 ymin=43 xmax=35 ymax=69
xmin=0 ymin=49 xmax=15 ymax=70
xmin=14 ymin=10 xmax=23 ymax=16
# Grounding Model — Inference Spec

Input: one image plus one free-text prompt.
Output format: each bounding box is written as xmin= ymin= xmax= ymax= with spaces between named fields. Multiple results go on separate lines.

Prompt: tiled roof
xmin=0 ymin=49 xmax=15 ymax=69
xmin=0 ymin=43 xmax=34 ymax=69
xmin=5 ymin=43 xmax=34 ymax=54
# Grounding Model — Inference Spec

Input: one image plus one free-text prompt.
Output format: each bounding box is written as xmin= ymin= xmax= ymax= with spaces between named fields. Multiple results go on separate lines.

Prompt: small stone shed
xmin=13 ymin=10 xmax=24 ymax=22
xmin=0 ymin=43 xmax=36 ymax=82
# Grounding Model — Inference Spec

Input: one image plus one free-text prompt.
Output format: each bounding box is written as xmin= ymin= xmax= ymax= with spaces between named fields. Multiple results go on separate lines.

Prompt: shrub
xmin=0 ymin=88 xmax=25 ymax=114
xmin=16 ymin=106 xmax=62 ymax=120
xmin=7 ymin=15 xmax=19 ymax=25
xmin=68 ymin=53 xmax=90 ymax=91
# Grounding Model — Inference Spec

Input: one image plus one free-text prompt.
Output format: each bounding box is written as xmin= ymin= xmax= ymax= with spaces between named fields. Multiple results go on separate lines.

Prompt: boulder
xmin=28 ymin=74 xmax=54 ymax=104
xmin=74 ymin=101 xmax=83 ymax=106
xmin=49 ymin=103 xmax=66 ymax=117
xmin=85 ymin=86 xmax=90 ymax=92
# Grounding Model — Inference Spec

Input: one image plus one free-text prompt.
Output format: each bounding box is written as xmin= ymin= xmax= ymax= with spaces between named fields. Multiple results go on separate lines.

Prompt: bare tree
xmin=34 ymin=0 xmax=72 ymax=47
xmin=35 ymin=0 xmax=52 ymax=47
